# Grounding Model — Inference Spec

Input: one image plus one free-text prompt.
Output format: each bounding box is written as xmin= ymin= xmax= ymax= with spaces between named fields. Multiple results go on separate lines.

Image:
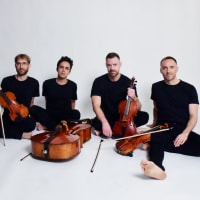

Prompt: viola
xmin=0 ymin=90 xmax=29 ymax=122
xmin=112 ymin=77 xmax=138 ymax=137
xmin=115 ymin=123 xmax=170 ymax=156
xmin=31 ymin=121 xmax=81 ymax=161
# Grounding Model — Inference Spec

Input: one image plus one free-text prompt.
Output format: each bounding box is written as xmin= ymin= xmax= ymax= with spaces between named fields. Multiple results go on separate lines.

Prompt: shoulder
xmin=27 ymin=76 xmax=39 ymax=83
xmin=1 ymin=75 xmax=16 ymax=88
xmin=120 ymin=74 xmax=131 ymax=82
xmin=1 ymin=75 xmax=15 ymax=82
xmin=180 ymin=80 xmax=196 ymax=88
xmin=179 ymin=80 xmax=198 ymax=95
xmin=94 ymin=74 xmax=107 ymax=82
xmin=67 ymin=79 xmax=77 ymax=87
xmin=26 ymin=77 xmax=39 ymax=89
xmin=152 ymin=80 xmax=164 ymax=88
xmin=43 ymin=78 xmax=56 ymax=85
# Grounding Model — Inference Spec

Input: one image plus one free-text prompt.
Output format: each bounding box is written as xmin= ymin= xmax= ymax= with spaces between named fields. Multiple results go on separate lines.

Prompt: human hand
xmin=102 ymin=121 xmax=112 ymax=137
xmin=127 ymin=88 xmax=136 ymax=100
xmin=174 ymin=133 xmax=188 ymax=147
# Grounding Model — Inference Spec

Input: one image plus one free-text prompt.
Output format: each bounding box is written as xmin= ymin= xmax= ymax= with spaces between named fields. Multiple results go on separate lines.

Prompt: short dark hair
xmin=15 ymin=54 xmax=31 ymax=64
xmin=160 ymin=56 xmax=177 ymax=66
xmin=57 ymin=56 xmax=73 ymax=70
xmin=106 ymin=52 xmax=120 ymax=60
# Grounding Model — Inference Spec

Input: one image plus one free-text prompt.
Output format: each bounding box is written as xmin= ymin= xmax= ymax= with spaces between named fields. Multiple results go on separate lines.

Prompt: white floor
xmin=0 ymin=130 xmax=199 ymax=200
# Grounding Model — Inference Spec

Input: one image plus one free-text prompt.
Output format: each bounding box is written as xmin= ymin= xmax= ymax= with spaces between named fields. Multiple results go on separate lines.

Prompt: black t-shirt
xmin=151 ymin=80 xmax=199 ymax=125
xmin=1 ymin=75 xmax=39 ymax=108
xmin=91 ymin=74 xmax=132 ymax=120
xmin=42 ymin=78 xmax=77 ymax=114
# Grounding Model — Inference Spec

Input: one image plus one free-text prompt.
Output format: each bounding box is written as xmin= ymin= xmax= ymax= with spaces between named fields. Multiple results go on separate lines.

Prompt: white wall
xmin=0 ymin=0 xmax=200 ymax=132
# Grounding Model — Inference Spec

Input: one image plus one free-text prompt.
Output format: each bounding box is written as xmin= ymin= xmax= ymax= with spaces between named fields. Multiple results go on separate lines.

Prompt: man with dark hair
xmin=30 ymin=56 xmax=80 ymax=131
xmin=141 ymin=56 xmax=200 ymax=180
xmin=91 ymin=52 xmax=149 ymax=139
xmin=0 ymin=54 xmax=39 ymax=139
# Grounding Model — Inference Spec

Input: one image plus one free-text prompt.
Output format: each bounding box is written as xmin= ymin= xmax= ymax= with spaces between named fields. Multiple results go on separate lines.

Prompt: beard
xmin=16 ymin=68 xmax=29 ymax=76
xmin=108 ymin=70 xmax=119 ymax=78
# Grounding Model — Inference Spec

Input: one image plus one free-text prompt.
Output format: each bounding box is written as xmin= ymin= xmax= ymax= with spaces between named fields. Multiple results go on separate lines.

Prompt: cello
xmin=67 ymin=119 xmax=92 ymax=147
xmin=31 ymin=121 xmax=81 ymax=161
xmin=112 ymin=77 xmax=138 ymax=138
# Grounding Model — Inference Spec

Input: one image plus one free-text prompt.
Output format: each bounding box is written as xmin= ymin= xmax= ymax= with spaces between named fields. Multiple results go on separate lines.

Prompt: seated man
xmin=0 ymin=54 xmax=39 ymax=139
xmin=90 ymin=52 xmax=149 ymax=138
xmin=30 ymin=56 xmax=80 ymax=131
xmin=141 ymin=56 xmax=200 ymax=180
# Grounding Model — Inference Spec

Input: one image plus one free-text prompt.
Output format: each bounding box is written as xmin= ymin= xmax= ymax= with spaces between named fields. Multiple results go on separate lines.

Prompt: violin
xmin=0 ymin=90 xmax=29 ymax=122
xmin=112 ymin=77 xmax=138 ymax=137
xmin=31 ymin=121 xmax=81 ymax=161
xmin=115 ymin=123 xmax=171 ymax=156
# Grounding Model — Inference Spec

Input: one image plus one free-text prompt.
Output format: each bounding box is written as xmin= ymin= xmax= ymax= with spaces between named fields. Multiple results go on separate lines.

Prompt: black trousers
xmin=0 ymin=113 xmax=36 ymax=139
xmin=92 ymin=110 xmax=149 ymax=132
xmin=149 ymin=123 xmax=200 ymax=171
xmin=30 ymin=105 xmax=81 ymax=131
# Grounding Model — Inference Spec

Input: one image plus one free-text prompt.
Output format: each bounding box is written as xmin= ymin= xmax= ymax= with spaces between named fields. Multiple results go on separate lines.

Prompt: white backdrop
xmin=0 ymin=0 xmax=200 ymax=132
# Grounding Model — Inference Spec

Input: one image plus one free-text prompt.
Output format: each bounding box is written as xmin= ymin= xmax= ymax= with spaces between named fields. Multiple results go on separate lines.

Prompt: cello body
xmin=31 ymin=121 xmax=81 ymax=161
xmin=67 ymin=118 xmax=92 ymax=147
xmin=70 ymin=123 xmax=91 ymax=147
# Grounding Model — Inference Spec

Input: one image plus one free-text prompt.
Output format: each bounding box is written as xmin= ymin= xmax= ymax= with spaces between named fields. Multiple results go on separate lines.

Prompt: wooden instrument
xmin=112 ymin=77 xmax=138 ymax=137
xmin=115 ymin=123 xmax=171 ymax=156
xmin=0 ymin=90 xmax=29 ymax=122
xmin=31 ymin=121 xmax=81 ymax=161
xmin=67 ymin=118 xmax=92 ymax=147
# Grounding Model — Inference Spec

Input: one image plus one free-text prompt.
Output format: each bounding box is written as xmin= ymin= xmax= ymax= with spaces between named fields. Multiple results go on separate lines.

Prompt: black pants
xmin=0 ymin=114 xmax=36 ymax=139
xmin=30 ymin=105 xmax=81 ymax=131
xmin=92 ymin=110 xmax=149 ymax=132
xmin=149 ymin=123 xmax=200 ymax=171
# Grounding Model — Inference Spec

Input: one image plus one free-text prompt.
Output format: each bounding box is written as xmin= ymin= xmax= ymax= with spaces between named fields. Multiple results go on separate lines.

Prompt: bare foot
xmin=37 ymin=123 xmax=47 ymax=131
xmin=22 ymin=132 xmax=32 ymax=139
xmin=140 ymin=160 xmax=167 ymax=180
xmin=141 ymin=143 xmax=150 ymax=151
